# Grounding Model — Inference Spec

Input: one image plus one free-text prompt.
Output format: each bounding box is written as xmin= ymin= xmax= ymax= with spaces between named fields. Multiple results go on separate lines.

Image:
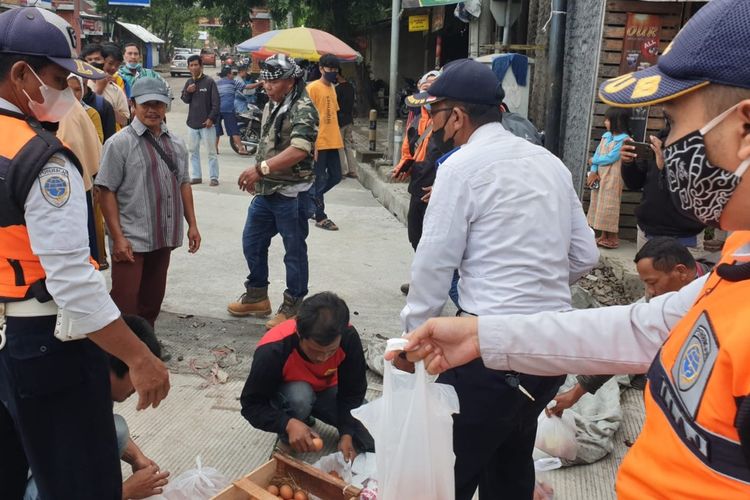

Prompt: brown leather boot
xmin=265 ymin=292 xmax=303 ymax=329
xmin=227 ymin=286 xmax=272 ymax=317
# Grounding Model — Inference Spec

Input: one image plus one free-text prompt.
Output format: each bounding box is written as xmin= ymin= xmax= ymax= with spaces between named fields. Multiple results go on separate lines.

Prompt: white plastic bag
xmin=313 ymin=451 xmax=377 ymax=488
xmin=352 ymin=339 xmax=460 ymax=500
xmin=535 ymin=409 xmax=578 ymax=461
xmin=146 ymin=456 xmax=229 ymax=500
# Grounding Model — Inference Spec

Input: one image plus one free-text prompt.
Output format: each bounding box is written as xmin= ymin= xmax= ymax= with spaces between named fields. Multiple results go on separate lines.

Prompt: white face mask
xmin=22 ymin=65 xmax=77 ymax=123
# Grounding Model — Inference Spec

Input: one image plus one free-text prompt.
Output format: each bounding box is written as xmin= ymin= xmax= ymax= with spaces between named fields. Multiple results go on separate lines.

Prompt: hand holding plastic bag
xmin=535 ymin=404 xmax=578 ymax=461
xmin=352 ymin=339 xmax=460 ymax=500
xmin=146 ymin=456 xmax=229 ymax=500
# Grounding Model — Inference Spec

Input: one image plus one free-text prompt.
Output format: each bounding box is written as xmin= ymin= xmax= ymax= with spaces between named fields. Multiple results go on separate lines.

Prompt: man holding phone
xmin=621 ymin=126 xmax=705 ymax=252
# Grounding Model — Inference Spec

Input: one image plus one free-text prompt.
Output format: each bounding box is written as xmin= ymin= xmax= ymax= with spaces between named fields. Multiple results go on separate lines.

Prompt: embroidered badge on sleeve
xmin=38 ymin=166 xmax=71 ymax=208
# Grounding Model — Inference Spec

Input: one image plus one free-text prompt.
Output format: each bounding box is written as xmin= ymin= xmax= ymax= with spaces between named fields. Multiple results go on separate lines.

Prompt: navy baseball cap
xmin=0 ymin=7 xmax=106 ymax=80
xmin=599 ymin=0 xmax=750 ymax=107
xmin=406 ymin=58 xmax=504 ymax=107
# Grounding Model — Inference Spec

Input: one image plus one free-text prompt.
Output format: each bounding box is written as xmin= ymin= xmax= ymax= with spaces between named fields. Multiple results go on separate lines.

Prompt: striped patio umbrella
xmin=236 ymin=27 xmax=361 ymax=62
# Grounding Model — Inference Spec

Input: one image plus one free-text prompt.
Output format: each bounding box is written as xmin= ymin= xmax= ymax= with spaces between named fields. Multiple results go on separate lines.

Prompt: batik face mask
xmin=664 ymin=103 xmax=750 ymax=228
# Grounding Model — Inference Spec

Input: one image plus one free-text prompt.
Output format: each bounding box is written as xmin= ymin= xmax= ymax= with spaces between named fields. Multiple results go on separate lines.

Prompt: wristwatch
xmin=259 ymin=160 xmax=271 ymax=176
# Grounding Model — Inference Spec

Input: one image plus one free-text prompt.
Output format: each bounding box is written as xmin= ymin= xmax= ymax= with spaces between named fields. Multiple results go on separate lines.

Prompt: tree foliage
xmin=94 ymin=0 xmax=206 ymax=55
xmin=188 ymin=0 xmax=391 ymax=47
xmin=266 ymin=0 xmax=390 ymax=41
xmin=187 ymin=0 xmax=266 ymax=46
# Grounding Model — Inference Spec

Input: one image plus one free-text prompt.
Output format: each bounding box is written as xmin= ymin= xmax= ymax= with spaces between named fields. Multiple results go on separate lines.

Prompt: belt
xmin=0 ymin=299 xmax=60 ymax=351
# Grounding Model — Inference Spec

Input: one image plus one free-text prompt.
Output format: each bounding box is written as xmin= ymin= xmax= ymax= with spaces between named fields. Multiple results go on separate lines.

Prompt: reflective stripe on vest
xmin=642 ymin=232 xmax=750 ymax=487
xmin=648 ymin=344 xmax=750 ymax=484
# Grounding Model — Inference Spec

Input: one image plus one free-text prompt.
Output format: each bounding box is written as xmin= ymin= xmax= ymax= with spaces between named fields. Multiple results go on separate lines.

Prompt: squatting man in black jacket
xmin=240 ymin=292 xmax=374 ymax=461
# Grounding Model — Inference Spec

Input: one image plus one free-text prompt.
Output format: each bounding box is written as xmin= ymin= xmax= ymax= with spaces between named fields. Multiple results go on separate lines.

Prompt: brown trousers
xmin=110 ymin=247 xmax=172 ymax=327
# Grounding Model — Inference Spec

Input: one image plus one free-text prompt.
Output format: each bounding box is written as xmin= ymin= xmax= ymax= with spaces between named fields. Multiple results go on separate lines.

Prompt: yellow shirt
xmin=85 ymin=106 xmax=104 ymax=144
xmin=58 ymin=101 xmax=102 ymax=191
xmin=306 ymin=79 xmax=343 ymax=150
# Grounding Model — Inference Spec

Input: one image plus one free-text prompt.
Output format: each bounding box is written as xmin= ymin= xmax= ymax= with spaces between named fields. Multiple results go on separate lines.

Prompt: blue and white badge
xmin=38 ymin=166 xmax=70 ymax=208
xmin=671 ymin=312 xmax=719 ymax=419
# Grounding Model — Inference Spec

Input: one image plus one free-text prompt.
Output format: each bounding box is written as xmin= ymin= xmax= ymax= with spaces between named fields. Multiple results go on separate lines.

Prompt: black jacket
xmin=335 ymin=81 xmax=355 ymax=127
xmin=240 ymin=323 xmax=367 ymax=438
xmin=82 ymin=89 xmax=116 ymax=143
xmin=180 ymin=75 xmax=219 ymax=129
xmin=621 ymin=131 xmax=704 ymax=238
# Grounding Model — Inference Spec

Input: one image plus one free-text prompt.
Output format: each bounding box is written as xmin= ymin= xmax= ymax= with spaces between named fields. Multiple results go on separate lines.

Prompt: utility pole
xmin=544 ymin=0 xmax=567 ymax=157
xmin=386 ymin=0 xmax=401 ymax=161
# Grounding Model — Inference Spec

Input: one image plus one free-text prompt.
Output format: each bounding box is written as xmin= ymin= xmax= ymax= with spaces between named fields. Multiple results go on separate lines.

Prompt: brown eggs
xmin=267 ymin=484 xmax=280 ymax=495
xmin=311 ymin=437 xmax=324 ymax=451
xmin=279 ymin=484 xmax=294 ymax=499
xmin=293 ymin=491 xmax=308 ymax=500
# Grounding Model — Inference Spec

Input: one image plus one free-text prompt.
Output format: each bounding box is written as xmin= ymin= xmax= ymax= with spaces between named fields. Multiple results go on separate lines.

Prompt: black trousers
xmin=438 ymin=359 xmax=564 ymax=500
xmin=407 ymin=195 xmax=428 ymax=251
xmin=0 ymin=316 xmax=121 ymax=500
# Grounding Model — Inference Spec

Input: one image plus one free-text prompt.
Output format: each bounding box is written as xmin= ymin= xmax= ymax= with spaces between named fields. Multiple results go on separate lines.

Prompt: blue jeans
xmin=273 ymin=381 xmax=374 ymax=451
xmin=187 ymin=126 xmax=219 ymax=181
xmin=449 ymin=270 xmax=460 ymax=309
xmin=242 ymin=191 xmax=313 ymax=298
xmin=313 ymin=149 xmax=342 ymax=222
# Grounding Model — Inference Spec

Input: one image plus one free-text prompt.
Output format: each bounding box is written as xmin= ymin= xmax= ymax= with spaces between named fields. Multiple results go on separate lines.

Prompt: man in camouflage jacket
xmin=228 ymin=54 xmax=319 ymax=329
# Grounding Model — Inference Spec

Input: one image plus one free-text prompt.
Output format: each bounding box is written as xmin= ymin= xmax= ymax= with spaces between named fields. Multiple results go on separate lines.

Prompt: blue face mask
xmin=126 ymin=62 xmax=139 ymax=70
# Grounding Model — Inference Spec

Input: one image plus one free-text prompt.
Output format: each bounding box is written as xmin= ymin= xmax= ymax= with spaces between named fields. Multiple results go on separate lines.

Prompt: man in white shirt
xmin=391 ymin=0 xmax=750 ymax=496
xmin=399 ymin=59 xmax=598 ymax=500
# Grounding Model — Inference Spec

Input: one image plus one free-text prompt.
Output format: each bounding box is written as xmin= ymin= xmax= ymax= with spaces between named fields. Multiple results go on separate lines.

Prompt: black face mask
xmin=431 ymin=108 xmax=456 ymax=155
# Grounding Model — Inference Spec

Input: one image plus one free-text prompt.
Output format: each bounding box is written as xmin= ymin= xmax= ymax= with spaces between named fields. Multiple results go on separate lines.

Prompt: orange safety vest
xmin=617 ymin=231 xmax=750 ymax=499
xmin=0 ymin=110 xmax=84 ymax=302
xmin=393 ymin=107 xmax=433 ymax=176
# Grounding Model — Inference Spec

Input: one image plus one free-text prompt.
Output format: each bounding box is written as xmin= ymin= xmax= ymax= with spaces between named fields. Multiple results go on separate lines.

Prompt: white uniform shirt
xmin=478 ymin=272 xmax=709 ymax=376
xmin=401 ymin=122 xmax=599 ymax=331
xmin=479 ymin=241 xmax=750 ymax=375
xmin=0 ymin=98 xmax=120 ymax=335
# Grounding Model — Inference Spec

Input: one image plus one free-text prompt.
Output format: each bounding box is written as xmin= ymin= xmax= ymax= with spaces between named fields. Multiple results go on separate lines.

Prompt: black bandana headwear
xmin=260 ymin=54 xmax=303 ymax=81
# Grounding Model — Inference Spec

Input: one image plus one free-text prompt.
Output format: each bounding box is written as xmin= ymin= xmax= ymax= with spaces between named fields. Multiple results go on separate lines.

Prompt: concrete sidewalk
xmin=346 ymin=121 xmax=646 ymax=500
xmin=113 ymin=77 xmax=414 ymax=486
xmin=115 ymin=85 xmax=640 ymax=497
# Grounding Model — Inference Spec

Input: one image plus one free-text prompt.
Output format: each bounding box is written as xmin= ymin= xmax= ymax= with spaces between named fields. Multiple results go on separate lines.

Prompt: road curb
xmin=354 ymin=160 xmax=410 ymax=227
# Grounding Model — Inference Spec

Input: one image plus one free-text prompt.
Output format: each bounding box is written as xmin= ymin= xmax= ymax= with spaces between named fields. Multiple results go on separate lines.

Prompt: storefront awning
xmin=116 ymin=21 xmax=164 ymax=44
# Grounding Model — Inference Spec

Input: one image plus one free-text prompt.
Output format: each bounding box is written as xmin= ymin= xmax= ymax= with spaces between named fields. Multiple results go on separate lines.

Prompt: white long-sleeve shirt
xmin=401 ymin=122 xmax=599 ymax=331
xmin=478 ymin=272 xmax=710 ymax=376
xmin=0 ymin=98 xmax=120 ymax=335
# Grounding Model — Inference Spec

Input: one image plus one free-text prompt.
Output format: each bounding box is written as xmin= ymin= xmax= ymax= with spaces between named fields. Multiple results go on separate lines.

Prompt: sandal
xmin=598 ymin=239 xmax=619 ymax=249
xmin=315 ymin=218 xmax=339 ymax=231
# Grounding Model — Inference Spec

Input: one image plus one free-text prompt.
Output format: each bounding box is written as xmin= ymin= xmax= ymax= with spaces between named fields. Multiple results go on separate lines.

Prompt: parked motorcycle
xmin=232 ymin=102 xmax=262 ymax=156
xmin=397 ymin=77 xmax=417 ymax=118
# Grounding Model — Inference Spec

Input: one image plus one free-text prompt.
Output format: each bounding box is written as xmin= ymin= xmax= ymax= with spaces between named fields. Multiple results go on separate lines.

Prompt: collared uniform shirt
xmin=401 ymin=122 xmax=599 ymax=331
xmin=0 ymin=98 xmax=120 ymax=335
xmin=96 ymin=117 xmax=190 ymax=253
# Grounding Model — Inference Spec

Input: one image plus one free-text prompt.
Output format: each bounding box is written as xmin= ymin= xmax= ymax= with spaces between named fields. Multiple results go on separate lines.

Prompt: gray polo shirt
xmin=96 ymin=117 xmax=190 ymax=253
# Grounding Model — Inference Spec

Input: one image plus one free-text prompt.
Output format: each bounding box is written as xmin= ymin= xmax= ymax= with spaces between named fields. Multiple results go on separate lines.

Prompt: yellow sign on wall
xmin=409 ymin=15 xmax=430 ymax=32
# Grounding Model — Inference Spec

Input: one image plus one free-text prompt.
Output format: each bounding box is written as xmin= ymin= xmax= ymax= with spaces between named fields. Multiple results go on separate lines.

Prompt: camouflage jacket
xmin=255 ymin=81 xmax=319 ymax=196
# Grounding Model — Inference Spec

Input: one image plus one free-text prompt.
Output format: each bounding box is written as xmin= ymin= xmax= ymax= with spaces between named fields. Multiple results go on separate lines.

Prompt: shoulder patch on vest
xmin=38 ymin=165 xmax=70 ymax=208
xmin=671 ymin=312 xmax=719 ymax=418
